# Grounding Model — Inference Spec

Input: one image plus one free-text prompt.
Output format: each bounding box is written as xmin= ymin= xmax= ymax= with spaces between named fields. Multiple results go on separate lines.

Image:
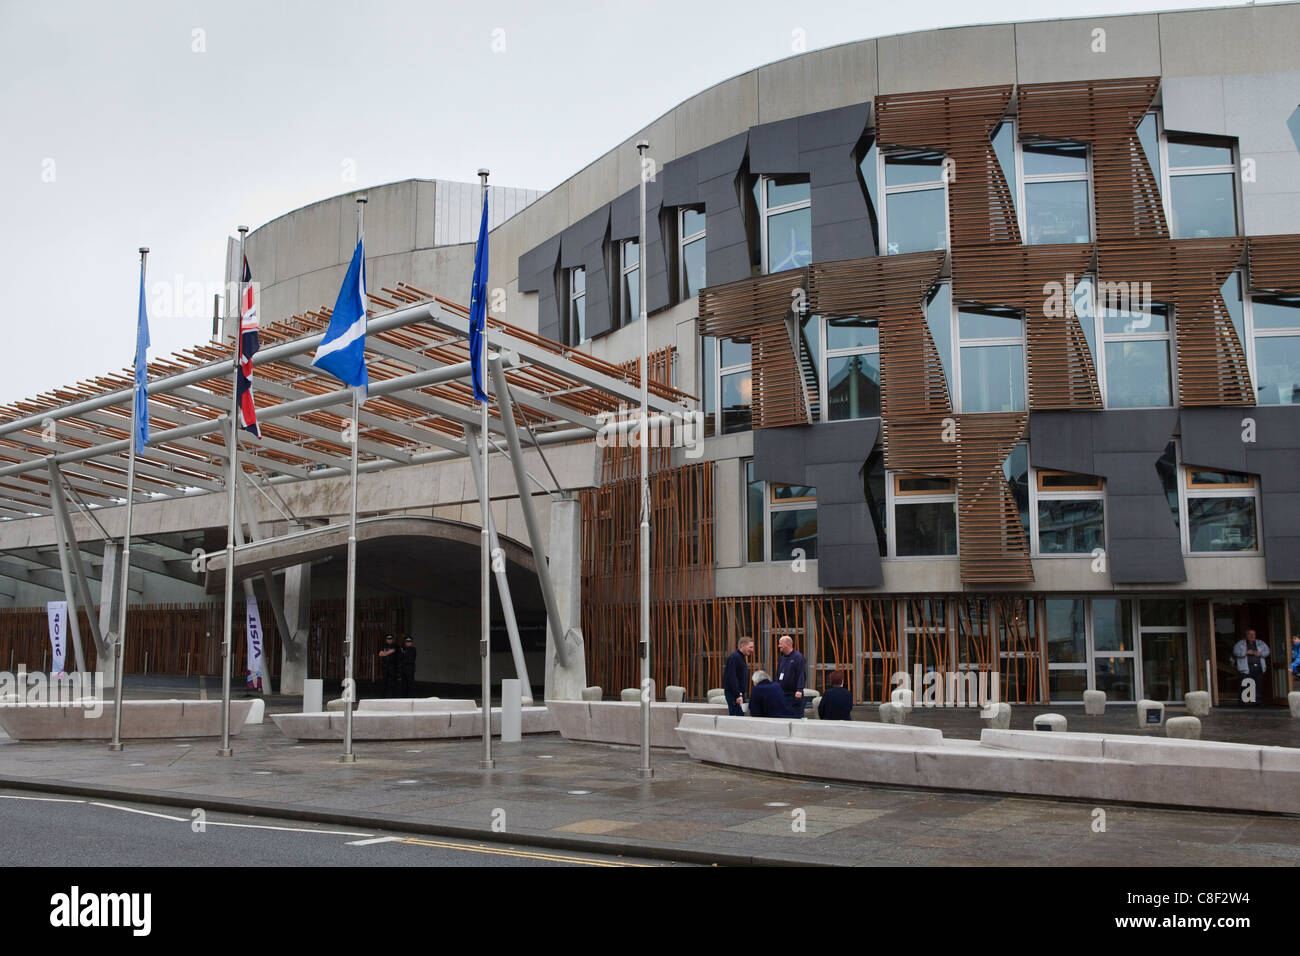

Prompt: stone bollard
xmin=981 ymin=701 xmax=1012 ymax=729
xmin=890 ymin=687 xmax=915 ymax=714
xmin=302 ymin=678 xmax=323 ymax=714
xmin=666 ymin=685 xmax=686 ymax=703
xmin=1184 ymin=691 xmax=1212 ymax=717
xmin=1033 ymin=713 xmax=1067 ymax=732
xmin=1289 ymin=692 xmax=1300 ymax=718
xmin=501 ymin=678 xmax=522 ymax=743
xmin=878 ymin=701 xmax=906 ymax=725
xmin=1166 ymin=716 xmax=1201 ymax=739
xmin=244 ymin=698 xmax=265 ymax=725
xmin=1083 ymin=690 xmax=1106 ymax=716
xmin=581 ymin=686 xmax=603 ymax=702
xmin=1137 ymin=699 xmax=1165 ymax=729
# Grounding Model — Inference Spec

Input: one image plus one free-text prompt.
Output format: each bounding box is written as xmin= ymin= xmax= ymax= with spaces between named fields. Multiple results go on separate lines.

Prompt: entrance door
xmin=1213 ymin=601 xmax=1272 ymax=705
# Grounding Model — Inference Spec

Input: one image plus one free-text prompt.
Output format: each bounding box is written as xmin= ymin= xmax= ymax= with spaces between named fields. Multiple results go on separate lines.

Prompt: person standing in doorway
xmin=379 ymin=633 xmax=401 ymax=698
xmin=776 ymin=635 xmax=807 ymax=718
xmin=722 ymin=637 xmax=754 ymax=716
xmin=1232 ymin=628 xmax=1271 ymax=706
xmin=400 ymin=635 xmax=418 ymax=697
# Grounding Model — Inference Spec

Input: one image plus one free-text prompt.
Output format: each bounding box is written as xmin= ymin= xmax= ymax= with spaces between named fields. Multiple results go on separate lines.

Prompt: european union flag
xmin=311 ymin=237 xmax=369 ymax=390
xmin=468 ymin=191 xmax=489 ymax=403
xmin=134 ymin=260 xmax=150 ymax=453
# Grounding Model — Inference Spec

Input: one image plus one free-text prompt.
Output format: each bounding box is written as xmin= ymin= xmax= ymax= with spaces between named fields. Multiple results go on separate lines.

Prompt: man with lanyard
xmin=1232 ymin=628 xmax=1271 ymax=705
xmin=776 ymin=634 xmax=807 ymax=719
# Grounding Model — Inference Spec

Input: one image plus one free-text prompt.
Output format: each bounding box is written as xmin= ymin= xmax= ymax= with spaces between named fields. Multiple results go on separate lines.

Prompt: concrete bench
xmin=547 ymin=700 xmax=727 ymax=748
xmin=0 ymin=700 xmax=255 ymax=740
xmin=356 ymin=698 xmax=472 ymax=713
xmin=272 ymin=705 xmax=557 ymax=741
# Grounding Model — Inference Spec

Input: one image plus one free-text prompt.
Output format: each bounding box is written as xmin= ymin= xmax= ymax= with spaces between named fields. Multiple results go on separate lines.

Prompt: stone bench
xmin=547 ymin=700 xmax=728 ymax=748
xmin=356 ymin=698 xmax=475 ymax=713
xmin=272 ymin=705 xmax=557 ymax=741
xmin=0 ymin=700 xmax=255 ymax=740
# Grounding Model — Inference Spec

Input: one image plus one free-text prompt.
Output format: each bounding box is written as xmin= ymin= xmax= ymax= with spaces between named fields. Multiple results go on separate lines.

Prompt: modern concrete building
xmin=2 ymin=4 xmax=1300 ymax=709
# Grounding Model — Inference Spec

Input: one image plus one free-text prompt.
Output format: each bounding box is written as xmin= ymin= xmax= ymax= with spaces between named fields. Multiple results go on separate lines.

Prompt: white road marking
xmin=346 ymin=836 xmax=405 ymax=846
xmin=87 ymin=801 xmax=370 ymax=836
xmin=0 ymin=794 xmax=85 ymax=804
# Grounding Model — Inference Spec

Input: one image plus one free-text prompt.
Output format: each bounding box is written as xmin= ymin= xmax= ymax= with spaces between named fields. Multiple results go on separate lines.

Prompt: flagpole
xmin=477 ymin=169 xmax=494 ymax=771
xmin=109 ymin=247 xmax=148 ymax=753
xmin=636 ymin=141 xmax=653 ymax=779
xmin=341 ymin=196 xmax=365 ymax=764
xmin=219 ymin=226 xmax=248 ymax=757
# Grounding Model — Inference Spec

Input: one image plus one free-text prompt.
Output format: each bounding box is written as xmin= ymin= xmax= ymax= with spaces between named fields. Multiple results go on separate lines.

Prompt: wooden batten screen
xmin=1098 ymin=238 xmax=1251 ymax=405
xmin=806 ymin=253 xmax=948 ymax=418
xmin=601 ymin=346 xmax=679 ymax=482
xmin=1247 ymin=235 xmax=1300 ymax=294
xmin=1018 ymin=77 xmax=1166 ymax=242
xmin=952 ymin=246 xmax=1100 ymax=409
xmin=698 ymin=269 xmax=812 ymax=429
xmin=956 ymin=413 xmax=1033 ymax=584
xmin=875 ymin=85 xmax=1020 ymax=247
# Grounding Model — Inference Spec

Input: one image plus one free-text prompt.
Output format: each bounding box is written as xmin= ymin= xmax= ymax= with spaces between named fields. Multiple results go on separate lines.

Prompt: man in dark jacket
xmin=379 ymin=634 xmax=401 ymax=698
xmin=776 ymin=635 xmax=808 ymax=718
xmin=748 ymin=671 xmax=793 ymax=719
xmin=817 ymin=669 xmax=854 ymax=720
xmin=400 ymin=635 xmax=418 ymax=697
xmin=722 ymin=637 xmax=754 ymax=716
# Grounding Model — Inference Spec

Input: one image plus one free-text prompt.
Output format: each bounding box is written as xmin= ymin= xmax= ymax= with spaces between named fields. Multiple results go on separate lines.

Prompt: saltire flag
xmin=310 ymin=237 xmax=368 ymax=390
xmin=134 ymin=259 xmax=150 ymax=453
xmin=468 ymin=190 xmax=489 ymax=403
xmin=237 ymin=256 xmax=261 ymax=437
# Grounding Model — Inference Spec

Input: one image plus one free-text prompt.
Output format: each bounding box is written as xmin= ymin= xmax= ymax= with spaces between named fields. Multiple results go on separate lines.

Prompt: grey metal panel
xmin=662 ymin=152 xmax=701 ymax=207
xmin=581 ymin=213 xmax=614 ymax=340
xmin=1030 ymin=410 xmax=1184 ymax=584
xmin=696 ymin=133 xmax=751 ymax=288
xmin=519 ymin=235 xmax=562 ymax=340
xmin=748 ymin=117 xmax=800 ymax=173
xmin=1180 ymin=406 xmax=1300 ymax=582
xmin=753 ymin=418 xmax=882 ymax=588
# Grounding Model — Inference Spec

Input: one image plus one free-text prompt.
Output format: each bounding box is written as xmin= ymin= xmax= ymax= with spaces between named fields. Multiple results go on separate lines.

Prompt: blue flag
xmin=134 ymin=260 xmax=150 ymax=453
xmin=468 ymin=191 xmax=489 ymax=403
xmin=311 ymin=237 xmax=368 ymax=390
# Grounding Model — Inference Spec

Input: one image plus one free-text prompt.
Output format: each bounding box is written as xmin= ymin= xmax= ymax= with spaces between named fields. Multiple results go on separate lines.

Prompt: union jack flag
xmin=237 ymin=256 xmax=260 ymax=437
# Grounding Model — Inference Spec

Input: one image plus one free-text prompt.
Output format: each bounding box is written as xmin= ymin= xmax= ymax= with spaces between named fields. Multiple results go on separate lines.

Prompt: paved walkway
xmin=0 ymin=689 xmax=1297 ymax=866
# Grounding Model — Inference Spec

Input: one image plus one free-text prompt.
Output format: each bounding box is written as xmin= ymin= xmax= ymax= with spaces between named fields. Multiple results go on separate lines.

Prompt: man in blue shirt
xmin=722 ymin=637 xmax=754 ymax=716
xmin=776 ymin=635 xmax=807 ymax=718
xmin=747 ymin=671 xmax=793 ymax=718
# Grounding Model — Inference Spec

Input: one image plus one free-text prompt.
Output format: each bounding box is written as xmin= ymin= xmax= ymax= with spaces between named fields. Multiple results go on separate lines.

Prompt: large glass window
xmin=1166 ymin=138 xmax=1238 ymax=239
xmin=718 ymin=338 xmax=752 ymax=434
xmin=1092 ymin=598 xmax=1135 ymax=702
xmin=957 ymin=306 xmax=1025 ymax=413
xmin=1020 ymin=140 xmax=1091 ymax=245
xmin=822 ymin=316 xmax=881 ymax=420
xmin=1045 ymin=598 xmax=1088 ymax=701
xmin=1248 ymin=294 xmax=1300 ymax=405
xmin=757 ymin=176 xmax=811 ymax=274
xmin=882 ymin=152 xmax=948 ymax=255
xmin=679 ymin=207 xmax=706 ymax=299
xmin=744 ymin=459 xmax=817 ymax=563
xmin=891 ymin=475 xmax=957 ymax=557
xmin=1099 ymin=294 xmax=1173 ymax=408
xmin=1034 ymin=470 xmax=1105 ymax=555
xmin=619 ymin=239 xmax=640 ymax=326
xmin=1139 ymin=599 xmax=1190 ymax=702
xmin=1183 ymin=466 xmax=1258 ymax=554
xmin=566 ymin=266 xmax=586 ymax=346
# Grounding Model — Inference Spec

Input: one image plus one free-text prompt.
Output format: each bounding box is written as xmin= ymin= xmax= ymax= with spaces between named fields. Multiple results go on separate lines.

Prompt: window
xmin=1020 ymin=140 xmax=1091 ymax=245
xmin=1099 ymin=295 xmax=1173 ymax=408
xmin=711 ymin=337 xmax=751 ymax=435
xmin=926 ymin=283 xmax=954 ymax=397
xmin=1045 ymin=598 xmax=1088 ymax=701
xmin=1092 ymin=598 xmax=1135 ymax=702
xmin=566 ymin=266 xmax=586 ymax=346
xmin=1183 ymin=466 xmax=1258 ymax=554
xmin=890 ymin=475 xmax=957 ymax=557
xmin=1247 ymin=291 xmax=1300 ymax=405
xmin=744 ymin=459 xmax=817 ymax=563
xmin=619 ymin=239 xmax=640 ymax=326
xmin=755 ymin=176 xmax=811 ymax=273
xmin=1138 ymin=599 xmax=1190 ymax=702
xmin=881 ymin=151 xmax=948 ymax=255
xmin=1034 ymin=470 xmax=1105 ymax=555
xmin=822 ymin=316 xmax=881 ymax=420
xmin=956 ymin=305 xmax=1025 ymax=412
xmin=1166 ymin=137 xmax=1238 ymax=239
xmin=679 ymin=207 xmax=706 ymax=299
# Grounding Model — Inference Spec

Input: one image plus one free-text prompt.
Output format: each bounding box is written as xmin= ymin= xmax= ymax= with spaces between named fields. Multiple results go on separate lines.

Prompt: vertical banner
xmin=245 ymin=596 xmax=263 ymax=691
xmin=46 ymin=601 xmax=68 ymax=675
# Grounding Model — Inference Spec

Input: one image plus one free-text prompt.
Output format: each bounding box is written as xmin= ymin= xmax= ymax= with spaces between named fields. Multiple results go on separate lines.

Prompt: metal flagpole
xmin=219 ymin=226 xmax=249 ymax=757
xmin=477 ymin=169 xmax=494 ymax=771
xmin=636 ymin=141 xmax=653 ymax=779
xmin=110 ymin=246 xmax=149 ymax=753
xmin=342 ymin=196 xmax=366 ymax=763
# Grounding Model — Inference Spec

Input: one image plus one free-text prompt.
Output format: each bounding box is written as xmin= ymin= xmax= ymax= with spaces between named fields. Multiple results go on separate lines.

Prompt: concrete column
xmin=544 ymin=493 xmax=586 ymax=701
xmin=280 ymin=558 xmax=311 ymax=696
xmin=96 ymin=542 xmax=122 ymax=688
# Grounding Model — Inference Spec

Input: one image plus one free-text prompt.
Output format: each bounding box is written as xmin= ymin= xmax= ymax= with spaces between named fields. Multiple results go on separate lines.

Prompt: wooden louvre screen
xmin=874 ymin=85 xmax=1020 ymax=247
xmin=601 ymin=346 xmax=678 ymax=481
xmin=1247 ymin=235 xmax=1300 ymax=294
xmin=1098 ymin=238 xmax=1251 ymax=405
xmin=955 ymin=413 xmax=1033 ymax=584
xmin=1017 ymin=77 xmax=1166 ymax=242
xmin=952 ymin=245 xmax=1101 ymax=409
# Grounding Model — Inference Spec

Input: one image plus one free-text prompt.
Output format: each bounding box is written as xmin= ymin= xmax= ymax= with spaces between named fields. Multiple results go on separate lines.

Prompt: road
xmin=0 ymin=789 xmax=679 ymax=867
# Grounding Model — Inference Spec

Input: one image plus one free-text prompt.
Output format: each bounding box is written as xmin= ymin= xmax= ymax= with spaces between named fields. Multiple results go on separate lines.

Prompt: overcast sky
xmin=0 ymin=0 xmax=1258 ymax=404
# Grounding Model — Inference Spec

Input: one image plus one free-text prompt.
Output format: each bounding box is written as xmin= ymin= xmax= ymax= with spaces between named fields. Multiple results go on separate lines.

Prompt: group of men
xmin=378 ymin=634 xmax=418 ymax=698
xmin=722 ymin=636 xmax=854 ymax=720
